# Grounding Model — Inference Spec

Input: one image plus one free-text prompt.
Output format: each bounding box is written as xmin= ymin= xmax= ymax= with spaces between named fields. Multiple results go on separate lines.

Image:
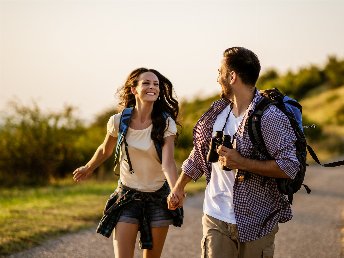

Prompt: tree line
xmin=1 ymin=56 xmax=343 ymax=186
xmin=256 ymin=56 xmax=344 ymax=99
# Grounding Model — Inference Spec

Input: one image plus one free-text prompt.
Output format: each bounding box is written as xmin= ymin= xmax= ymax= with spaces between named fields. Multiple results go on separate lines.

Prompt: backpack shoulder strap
xmin=248 ymin=97 xmax=274 ymax=159
xmin=113 ymin=107 xmax=134 ymax=167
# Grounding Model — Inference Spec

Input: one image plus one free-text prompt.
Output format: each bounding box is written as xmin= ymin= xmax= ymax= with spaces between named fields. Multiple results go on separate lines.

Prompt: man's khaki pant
xmin=201 ymin=214 xmax=278 ymax=258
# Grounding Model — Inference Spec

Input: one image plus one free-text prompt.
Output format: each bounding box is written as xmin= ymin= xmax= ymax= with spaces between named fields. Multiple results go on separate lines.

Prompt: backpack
xmin=248 ymin=88 xmax=344 ymax=204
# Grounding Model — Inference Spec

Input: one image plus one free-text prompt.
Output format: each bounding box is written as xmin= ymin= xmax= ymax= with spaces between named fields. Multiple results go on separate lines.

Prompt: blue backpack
xmin=248 ymin=88 xmax=344 ymax=204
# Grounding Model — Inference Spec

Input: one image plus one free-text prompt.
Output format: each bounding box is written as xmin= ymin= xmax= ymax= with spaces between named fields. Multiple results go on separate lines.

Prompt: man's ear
xmin=228 ymin=71 xmax=237 ymax=84
xmin=131 ymin=87 xmax=136 ymax=95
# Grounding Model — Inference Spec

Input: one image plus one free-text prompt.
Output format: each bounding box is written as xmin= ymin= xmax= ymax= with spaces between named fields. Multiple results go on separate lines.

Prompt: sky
xmin=1 ymin=0 xmax=344 ymax=122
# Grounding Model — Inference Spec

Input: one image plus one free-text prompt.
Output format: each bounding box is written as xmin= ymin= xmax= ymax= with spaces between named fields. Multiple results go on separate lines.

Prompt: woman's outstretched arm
xmin=73 ymin=133 xmax=117 ymax=182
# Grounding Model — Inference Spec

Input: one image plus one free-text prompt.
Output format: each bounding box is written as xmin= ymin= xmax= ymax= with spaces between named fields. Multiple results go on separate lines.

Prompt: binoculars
xmin=206 ymin=131 xmax=233 ymax=171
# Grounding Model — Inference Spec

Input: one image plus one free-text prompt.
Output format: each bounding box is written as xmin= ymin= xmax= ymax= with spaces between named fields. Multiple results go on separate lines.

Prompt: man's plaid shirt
xmin=182 ymin=90 xmax=300 ymax=242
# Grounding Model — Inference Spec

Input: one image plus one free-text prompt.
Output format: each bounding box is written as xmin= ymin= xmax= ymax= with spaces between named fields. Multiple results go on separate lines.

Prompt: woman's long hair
xmin=117 ymin=68 xmax=180 ymax=146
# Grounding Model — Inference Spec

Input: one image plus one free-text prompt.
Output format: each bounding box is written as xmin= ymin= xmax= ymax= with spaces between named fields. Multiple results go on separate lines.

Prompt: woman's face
xmin=132 ymin=72 xmax=160 ymax=103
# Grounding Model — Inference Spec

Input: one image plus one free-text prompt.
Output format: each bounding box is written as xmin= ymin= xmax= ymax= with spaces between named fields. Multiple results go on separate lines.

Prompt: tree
xmin=324 ymin=56 xmax=344 ymax=88
xmin=256 ymin=68 xmax=279 ymax=90
xmin=292 ymin=65 xmax=325 ymax=99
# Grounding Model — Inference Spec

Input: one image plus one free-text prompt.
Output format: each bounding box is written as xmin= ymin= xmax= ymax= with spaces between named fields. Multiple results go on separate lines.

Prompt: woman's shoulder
xmin=108 ymin=112 xmax=122 ymax=123
xmin=107 ymin=112 xmax=123 ymax=136
xmin=164 ymin=116 xmax=177 ymax=136
xmin=166 ymin=116 xmax=176 ymax=124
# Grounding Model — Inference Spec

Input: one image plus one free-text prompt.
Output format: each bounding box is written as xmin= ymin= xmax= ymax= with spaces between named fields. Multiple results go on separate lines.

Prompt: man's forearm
xmin=174 ymin=172 xmax=192 ymax=192
xmin=240 ymin=158 xmax=290 ymax=178
xmin=168 ymin=172 xmax=193 ymax=209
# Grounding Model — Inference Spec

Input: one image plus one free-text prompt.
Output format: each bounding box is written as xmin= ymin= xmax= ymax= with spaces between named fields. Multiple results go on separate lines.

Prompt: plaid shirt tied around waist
xmin=182 ymin=90 xmax=300 ymax=242
xmin=97 ymin=181 xmax=183 ymax=249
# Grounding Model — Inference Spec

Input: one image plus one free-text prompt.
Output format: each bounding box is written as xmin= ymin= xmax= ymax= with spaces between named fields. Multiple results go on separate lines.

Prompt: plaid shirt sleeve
xmin=182 ymin=118 xmax=211 ymax=181
xmin=261 ymin=105 xmax=300 ymax=179
xmin=182 ymin=147 xmax=205 ymax=181
xmin=181 ymin=99 xmax=229 ymax=183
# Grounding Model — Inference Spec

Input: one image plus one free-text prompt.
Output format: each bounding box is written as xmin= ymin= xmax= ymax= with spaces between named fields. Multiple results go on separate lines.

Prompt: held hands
xmin=217 ymin=145 xmax=245 ymax=170
xmin=72 ymin=165 xmax=92 ymax=182
xmin=167 ymin=188 xmax=186 ymax=210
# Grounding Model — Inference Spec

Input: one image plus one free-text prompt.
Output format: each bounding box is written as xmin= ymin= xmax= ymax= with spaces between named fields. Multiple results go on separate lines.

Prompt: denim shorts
xmin=118 ymin=200 xmax=173 ymax=227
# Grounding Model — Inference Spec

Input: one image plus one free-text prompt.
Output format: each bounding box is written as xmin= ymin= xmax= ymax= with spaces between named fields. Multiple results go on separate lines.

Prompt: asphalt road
xmin=7 ymin=166 xmax=344 ymax=258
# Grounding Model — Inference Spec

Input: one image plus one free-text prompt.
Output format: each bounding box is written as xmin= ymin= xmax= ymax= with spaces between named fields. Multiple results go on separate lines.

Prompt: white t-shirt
xmin=107 ymin=113 xmax=177 ymax=192
xmin=203 ymin=105 xmax=244 ymax=224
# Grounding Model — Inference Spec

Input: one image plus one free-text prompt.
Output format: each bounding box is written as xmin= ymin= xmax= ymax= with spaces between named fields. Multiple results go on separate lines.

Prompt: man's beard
xmin=220 ymin=84 xmax=232 ymax=99
xmin=220 ymin=91 xmax=225 ymax=98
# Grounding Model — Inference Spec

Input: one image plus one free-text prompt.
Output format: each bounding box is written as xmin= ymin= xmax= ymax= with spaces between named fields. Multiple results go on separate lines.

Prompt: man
xmin=168 ymin=47 xmax=299 ymax=258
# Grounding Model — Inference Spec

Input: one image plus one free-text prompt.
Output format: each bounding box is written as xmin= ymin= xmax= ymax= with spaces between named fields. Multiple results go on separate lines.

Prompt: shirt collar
xmin=210 ymin=89 xmax=261 ymax=118
xmin=212 ymin=97 xmax=230 ymax=108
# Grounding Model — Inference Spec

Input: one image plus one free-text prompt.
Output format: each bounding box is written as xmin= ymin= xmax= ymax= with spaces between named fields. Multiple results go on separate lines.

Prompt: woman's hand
xmin=167 ymin=192 xmax=180 ymax=210
xmin=167 ymin=189 xmax=187 ymax=210
xmin=72 ymin=165 xmax=93 ymax=182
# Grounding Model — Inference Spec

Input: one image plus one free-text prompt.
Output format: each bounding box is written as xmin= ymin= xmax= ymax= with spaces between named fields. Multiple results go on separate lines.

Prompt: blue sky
xmin=1 ymin=0 xmax=343 ymax=121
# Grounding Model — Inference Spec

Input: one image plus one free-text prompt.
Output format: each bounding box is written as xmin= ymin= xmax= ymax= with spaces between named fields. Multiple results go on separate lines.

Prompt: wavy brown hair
xmin=117 ymin=68 xmax=180 ymax=146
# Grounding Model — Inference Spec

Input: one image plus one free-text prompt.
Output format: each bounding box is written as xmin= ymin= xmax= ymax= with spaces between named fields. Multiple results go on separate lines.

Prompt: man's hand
xmin=218 ymin=145 xmax=290 ymax=178
xmin=167 ymin=192 xmax=179 ymax=210
xmin=167 ymin=172 xmax=192 ymax=210
xmin=217 ymin=146 xmax=245 ymax=170
xmin=167 ymin=187 xmax=186 ymax=210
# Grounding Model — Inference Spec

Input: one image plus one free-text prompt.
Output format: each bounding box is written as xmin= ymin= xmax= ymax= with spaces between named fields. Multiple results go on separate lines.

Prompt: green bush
xmin=0 ymin=101 xmax=90 ymax=186
xmin=334 ymin=104 xmax=344 ymax=126
xmin=324 ymin=56 xmax=344 ymax=88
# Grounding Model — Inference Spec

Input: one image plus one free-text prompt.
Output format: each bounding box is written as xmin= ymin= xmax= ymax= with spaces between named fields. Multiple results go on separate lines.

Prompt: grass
xmin=301 ymin=86 xmax=344 ymax=126
xmin=0 ymin=176 xmax=206 ymax=256
xmin=0 ymin=179 xmax=115 ymax=255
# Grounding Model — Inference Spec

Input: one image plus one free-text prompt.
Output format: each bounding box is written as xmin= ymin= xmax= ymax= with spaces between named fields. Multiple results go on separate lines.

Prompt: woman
xmin=72 ymin=68 xmax=180 ymax=258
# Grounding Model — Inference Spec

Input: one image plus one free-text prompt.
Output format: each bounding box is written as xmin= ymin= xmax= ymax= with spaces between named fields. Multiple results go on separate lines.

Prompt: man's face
xmin=217 ymin=58 xmax=232 ymax=99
